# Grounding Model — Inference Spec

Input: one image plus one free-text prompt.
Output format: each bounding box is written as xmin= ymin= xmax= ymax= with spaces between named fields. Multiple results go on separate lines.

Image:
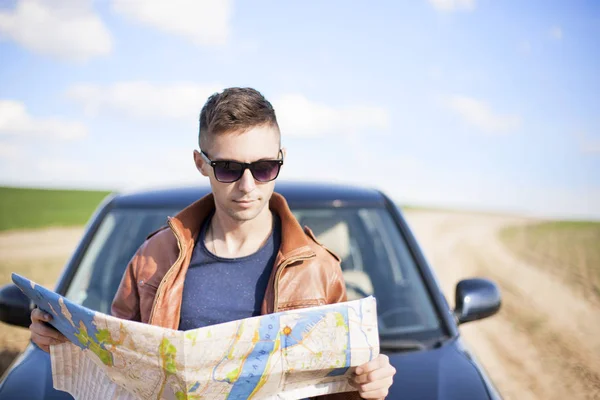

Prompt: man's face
xmin=194 ymin=125 xmax=283 ymax=222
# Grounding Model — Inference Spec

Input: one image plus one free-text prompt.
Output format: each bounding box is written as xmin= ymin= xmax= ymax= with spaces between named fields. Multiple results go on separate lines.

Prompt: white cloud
xmin=282 ymin=139 xmax=600 ymax=220
xmin=0 ymin=157 xmax=95 ymax=189
xmin=0 ymin=143 xmax=21 ymax=160
xmin=446 ymin=95 xmax=521 ymax=134
xmin=428 ymin=0 xmax=475 ymax=12
xmin=66 ymin=83 xmax=391 ymax=137
xmin=36 ymin=158 xmax=90 ymax=178
xmin=0 ymin=100 xmax=87 ymax=140
xmin=111 ymin=0 xmax=232 ymax=46
xmin=550 ymin=26 xmax=563 ymax=40
xmin=123 ymin=148 xmax=200 ymax=190
xmin=274 ymin=94 xmax=391 ymax=137
xmin=0 ymin=0 xmax=112 ymax=61
xmin=498 ymin=185 xmax=600 ymax=220
xmin=2 ymin=148 xmax=200 ymax=191
xmin=66 ymin=82 xmax=222 ymax=119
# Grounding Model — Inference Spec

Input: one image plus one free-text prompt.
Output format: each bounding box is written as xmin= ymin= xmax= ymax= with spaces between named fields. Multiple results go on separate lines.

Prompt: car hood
xmin=2 ymin=339 xmax=494 ymax=400
xmin=385 ymin=338 xmax=494 ymax=400
xmin=0 ymin=344 xmax=72 ymax=400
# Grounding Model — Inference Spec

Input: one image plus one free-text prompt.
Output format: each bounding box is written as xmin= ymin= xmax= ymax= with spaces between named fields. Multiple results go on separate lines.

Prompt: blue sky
xmin=1 ymin=0 xmax=599 ymax=219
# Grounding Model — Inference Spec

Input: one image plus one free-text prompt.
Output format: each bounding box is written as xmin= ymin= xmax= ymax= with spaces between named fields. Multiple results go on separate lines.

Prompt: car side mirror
xmin=453 ymin=278 xmax=501 ymax=325
xmin=0 ymin=283 xmax=32 ymax=328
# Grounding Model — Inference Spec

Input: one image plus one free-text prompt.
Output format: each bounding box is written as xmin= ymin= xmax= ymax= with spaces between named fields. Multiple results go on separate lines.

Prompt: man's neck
xmin=208 ymin=207 xmax=274 ymax=258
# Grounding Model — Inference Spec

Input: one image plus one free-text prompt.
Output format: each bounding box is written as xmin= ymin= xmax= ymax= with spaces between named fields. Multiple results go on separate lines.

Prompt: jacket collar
xmin=167 ymin=191 xmax=314 ymax=259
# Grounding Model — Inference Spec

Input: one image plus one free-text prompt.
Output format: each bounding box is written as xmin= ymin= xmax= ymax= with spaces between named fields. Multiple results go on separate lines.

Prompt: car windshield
xmin=65 ymin=205 xmax=443 ymax=342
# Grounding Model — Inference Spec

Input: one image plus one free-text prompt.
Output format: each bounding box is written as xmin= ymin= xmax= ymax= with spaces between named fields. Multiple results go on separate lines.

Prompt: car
xmin=0 ymin=181 xmax=502 ymax=399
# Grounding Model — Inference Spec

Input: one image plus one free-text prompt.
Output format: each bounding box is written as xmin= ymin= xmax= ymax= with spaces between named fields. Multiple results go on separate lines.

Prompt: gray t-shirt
xmin=178 ymin=213 xmax=281 ymax=331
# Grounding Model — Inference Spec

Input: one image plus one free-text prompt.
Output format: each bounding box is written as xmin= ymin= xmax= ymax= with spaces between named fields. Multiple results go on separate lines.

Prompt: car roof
xmin=110 ymin=180 xmax=386 ymax=209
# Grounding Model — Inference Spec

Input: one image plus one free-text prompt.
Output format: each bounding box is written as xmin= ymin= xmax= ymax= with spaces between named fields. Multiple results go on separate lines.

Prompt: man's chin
xmin=225 ymin=197 xmax=271 ymax=222
xmin=228 ymin=206 xmax=261 ymax=222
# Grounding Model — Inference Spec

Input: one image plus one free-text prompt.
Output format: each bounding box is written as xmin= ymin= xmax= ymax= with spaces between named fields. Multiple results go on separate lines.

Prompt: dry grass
xmin=499 ymin=221 xmax=600 ymax=303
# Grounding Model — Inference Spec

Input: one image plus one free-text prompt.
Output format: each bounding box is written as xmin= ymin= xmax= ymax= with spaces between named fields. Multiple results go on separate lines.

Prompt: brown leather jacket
xmin=111 ymin=192 xmax=361 ymax=399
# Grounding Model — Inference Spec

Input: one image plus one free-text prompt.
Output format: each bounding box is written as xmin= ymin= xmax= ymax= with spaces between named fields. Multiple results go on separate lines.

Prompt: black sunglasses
xmin=200 ymin=150 xmax=284 ymax=183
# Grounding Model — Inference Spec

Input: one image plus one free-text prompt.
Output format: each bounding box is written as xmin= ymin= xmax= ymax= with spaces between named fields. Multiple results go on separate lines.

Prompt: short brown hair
xmin=199 ymin=87 xmax=279 ymax=149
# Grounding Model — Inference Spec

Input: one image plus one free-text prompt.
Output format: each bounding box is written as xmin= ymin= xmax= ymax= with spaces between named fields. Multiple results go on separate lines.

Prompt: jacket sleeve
xmin=110 ymin=248 xmax=142 ymax=321
xmin=326 ymin=258 xmax=348 ymax=304
xmin=304 ymin=225 xmax=349 ymax=306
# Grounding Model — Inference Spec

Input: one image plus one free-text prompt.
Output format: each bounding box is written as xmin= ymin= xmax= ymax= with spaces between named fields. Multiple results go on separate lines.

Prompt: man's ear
xmin=281 ymin=147 xmax=287 ymax=160
xmin=193 ymin=150 xmax=209 ymax=177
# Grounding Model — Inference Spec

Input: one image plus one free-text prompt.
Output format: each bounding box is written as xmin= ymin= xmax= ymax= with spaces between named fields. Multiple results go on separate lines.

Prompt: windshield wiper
xmin=378 ymin=339 xmax=428 ymax=352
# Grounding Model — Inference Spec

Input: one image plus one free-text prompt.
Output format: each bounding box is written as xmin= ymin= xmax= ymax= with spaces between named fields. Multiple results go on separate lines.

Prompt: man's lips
xmin=233 ymin=199 xmax=257 ymax=207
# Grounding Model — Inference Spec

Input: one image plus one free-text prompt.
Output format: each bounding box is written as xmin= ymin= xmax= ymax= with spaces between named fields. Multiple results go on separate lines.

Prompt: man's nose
xmin=237 ymin=168 xmax=256 ymax=193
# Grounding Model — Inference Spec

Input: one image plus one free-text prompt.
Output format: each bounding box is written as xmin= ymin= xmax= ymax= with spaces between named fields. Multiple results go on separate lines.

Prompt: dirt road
xmin=404 ymin=210 xmax=600 ymax=400
xmin=0 ymin=227 xmax=83 ymax=264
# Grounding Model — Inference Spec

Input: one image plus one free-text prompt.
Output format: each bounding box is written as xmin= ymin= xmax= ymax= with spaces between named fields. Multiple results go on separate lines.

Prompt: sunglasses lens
xmin=251 ymin=161 xmax=281 ymax=182
xmin=213 ymin=161 xmax=243 ymax=183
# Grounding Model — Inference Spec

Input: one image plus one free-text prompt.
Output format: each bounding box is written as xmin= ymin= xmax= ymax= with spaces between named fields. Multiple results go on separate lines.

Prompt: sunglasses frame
xmin=200 ymin=150 xmax=284 ymax=183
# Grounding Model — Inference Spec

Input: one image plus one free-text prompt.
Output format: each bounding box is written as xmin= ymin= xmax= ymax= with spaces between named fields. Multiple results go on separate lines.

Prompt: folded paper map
xmin=12 ymin=273 xmax=379 ymax=400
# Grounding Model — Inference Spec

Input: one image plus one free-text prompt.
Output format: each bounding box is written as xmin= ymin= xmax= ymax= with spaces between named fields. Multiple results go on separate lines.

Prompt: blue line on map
xmin=189 ymin=381 xmax=200 ymax=392
xmin=226 ymin=314 xmax=280 ymax=399
xmin=281 ymin=310 xmax=328 ymax=349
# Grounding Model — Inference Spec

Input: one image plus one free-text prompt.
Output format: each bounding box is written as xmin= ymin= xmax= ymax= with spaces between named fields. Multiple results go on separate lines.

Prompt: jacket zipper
xmin=148 ymin=218 xmax=186 ymax=325
xmin=272 ymin=252 xmax=315 ymax=313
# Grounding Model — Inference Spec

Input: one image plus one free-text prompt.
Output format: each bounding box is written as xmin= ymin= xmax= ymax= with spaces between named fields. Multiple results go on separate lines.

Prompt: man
xmin=30 ymin=87 xmax=396 ymax=399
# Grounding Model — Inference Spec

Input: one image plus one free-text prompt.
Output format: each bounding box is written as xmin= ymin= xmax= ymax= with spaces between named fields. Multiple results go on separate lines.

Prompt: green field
xmin=0 ymin=187 xmax=113 ymax=231
xmin=500 ymin=220 xmax=600 ymax=301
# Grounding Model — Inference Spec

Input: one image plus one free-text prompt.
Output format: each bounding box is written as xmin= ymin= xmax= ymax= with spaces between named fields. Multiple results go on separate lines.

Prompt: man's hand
xmin=29 ymin=308 xmax=68 ymax=353
xmin=350 ymin=354 xmax=396 ymax=399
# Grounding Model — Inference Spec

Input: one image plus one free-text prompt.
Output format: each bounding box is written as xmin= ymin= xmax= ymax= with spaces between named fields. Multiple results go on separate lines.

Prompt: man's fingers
xmin=31 ymin=308 xmax=52 ymax=322
xmin=358 ymin=387 xmax=389 ymax=399
xmin=54 ymin=331 xmax=68 ymax=342
xmin=357 ymin=376 xmax=394 ymax=393
xmin=30 ymin=321 xmax=66 ymax=341
xmin=29 ymin=309 xmax=67 ymax=354
xmin=352 ymin=366 xmax=395 ymax=385
xmin=352 ymin=354 xmax=396 ymax=398
xmin=30 ymin=326 xmax=54 ymax=343
xmin=356 ymin=354 xmax=390 ymax=375
xmin=31 ymin=331 xmax=63 ymax=347
xmin=353 ymin=372 xmax=369 ymax=385
xmin=31 ymin=330 xmax=67 ymax=354
xmin=30 ymin=322 xmax=61 ymax=340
